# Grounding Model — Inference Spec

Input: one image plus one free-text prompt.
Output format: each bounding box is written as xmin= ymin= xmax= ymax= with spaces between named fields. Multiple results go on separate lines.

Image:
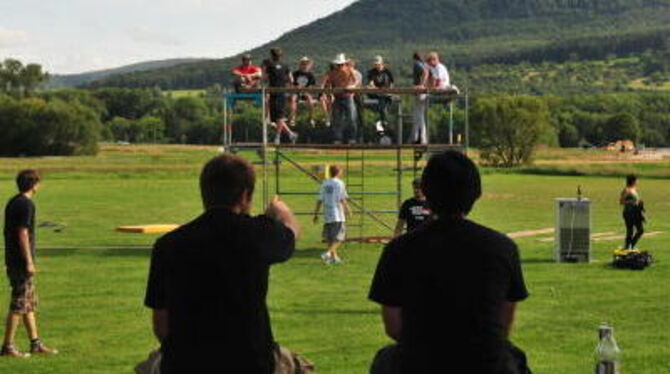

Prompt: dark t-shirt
xmin=398 ymin=198 xmax=432 ymax=232
xmin=265 ymin=60 xmax=291 ymax=88
xmin=3 ymin=194 xmax=36 ymax=269
xmin=369 ymin=218 xmax=529 ymax=374
xmin=292 ymin=70 xmax=316 ymax=88
xmin=144 ymin=209 xmax=295 ymax=374
xmin=413 ymin=61 xmax=427 ymax=85
xmin=367 ymin=68 xmax=394 ymax=88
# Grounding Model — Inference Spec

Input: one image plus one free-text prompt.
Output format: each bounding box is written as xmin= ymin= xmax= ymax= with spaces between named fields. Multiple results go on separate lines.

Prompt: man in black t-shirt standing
xmin=394 ymin=178 xmax=431 ymax=237
xmin=264 ymin=48 xmax=298 ymax=144
xmin=369 ymin=151 xmax=530 ymax=374
xmin=144 ymin=155 xmax=310 ymax=374
xmin=2 ymin=170 xmax=57 ymax=358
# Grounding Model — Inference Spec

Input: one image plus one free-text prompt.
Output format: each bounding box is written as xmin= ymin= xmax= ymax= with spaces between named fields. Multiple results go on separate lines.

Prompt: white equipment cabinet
xmin=555 ymin=198 xmax=591 ymax=263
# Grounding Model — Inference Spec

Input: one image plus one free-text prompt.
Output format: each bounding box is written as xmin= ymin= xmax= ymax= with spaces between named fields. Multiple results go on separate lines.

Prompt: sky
xmin=0 ymin=0 xmax=357 ymax=74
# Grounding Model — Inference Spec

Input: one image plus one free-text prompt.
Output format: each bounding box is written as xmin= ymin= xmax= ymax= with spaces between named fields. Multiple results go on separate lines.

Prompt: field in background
xmin=0 ymin=145 xmax=668 ymax=373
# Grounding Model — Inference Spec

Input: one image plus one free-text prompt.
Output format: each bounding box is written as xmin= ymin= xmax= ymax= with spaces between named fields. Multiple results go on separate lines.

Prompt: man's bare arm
xmin=313 ymin=201 xmax=322 ymax=223
xmin=341 ymin=199 xmax=352 ymax=218
xmin=382 ymin=305 xmax=402 ymax=341
xmin=18 ymin=227 xmax=35 ymax=276
xmin=152 ymin=309 xmax=169 ymax=343
xmin=501 ymin=301 xmax=517 ymax=337
xmin=265 ymin=196 xmax=301 ymax=240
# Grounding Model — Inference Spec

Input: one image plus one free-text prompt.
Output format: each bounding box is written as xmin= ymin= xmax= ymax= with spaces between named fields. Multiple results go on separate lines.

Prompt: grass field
xmin=0 ymin=145 xmax=668 ymax=373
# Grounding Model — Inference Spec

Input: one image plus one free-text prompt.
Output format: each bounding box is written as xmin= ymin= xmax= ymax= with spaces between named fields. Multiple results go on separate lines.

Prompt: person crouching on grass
xmin=2 ymin=170 xmax=58 ymax=358
xmin=313 ymin=165 xmax=351 ymax=265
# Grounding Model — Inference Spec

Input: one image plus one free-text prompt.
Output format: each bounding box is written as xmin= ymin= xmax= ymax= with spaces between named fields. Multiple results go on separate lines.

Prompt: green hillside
xmin=87 ymin=0 xmax=670 ymax=92
xmin=48 ymin=58 xmax=209 ymax=88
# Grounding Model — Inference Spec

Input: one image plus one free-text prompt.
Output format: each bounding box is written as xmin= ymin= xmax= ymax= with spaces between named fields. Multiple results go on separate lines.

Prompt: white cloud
xmin=0 ymin=28 xmax=30 ymax=47
xmin=127 ymin=26 xmax=183 ymax=46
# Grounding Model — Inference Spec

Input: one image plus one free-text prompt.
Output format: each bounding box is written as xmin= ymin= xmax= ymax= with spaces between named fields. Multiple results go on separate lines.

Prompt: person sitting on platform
xmin=231 ymin=54 xmax=262 ymax=93
xmin=411 ymin=52 xmax=430 ymax=144
xmin=425 ymin=52 xmax=450 ymax=90
xmin=326 ymin=54 xmax=359 ymax=144
xmin=367 ymin=55 xmax=395 ymax=137
xmin=290 ymin=56 xmax=318 ymax=127
xmin=264 ymin=48 xmax=298 ymax=144
xmin=313 ymin=165 xmax=351 ymax=265
xmin=393 ymin=178 xmax=432 ymax=237
xmin=369 ymin=151 xmax=530 ymax=374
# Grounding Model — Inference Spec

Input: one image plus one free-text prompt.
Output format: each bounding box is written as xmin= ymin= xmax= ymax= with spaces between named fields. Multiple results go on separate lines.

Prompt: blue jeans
xmin=331 ymin=96 xmax=358 ymax=143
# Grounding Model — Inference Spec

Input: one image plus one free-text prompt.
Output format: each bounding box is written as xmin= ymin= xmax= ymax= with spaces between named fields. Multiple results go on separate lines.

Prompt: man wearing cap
xmin=367 ymin=56 xmax=395 ymax=138
xmin=393 ymin=178 xmax=432 ymax=237
xmin=290 ymin=57 xmax=318 ymax=126
xmin=231 ymin=54 xmax=262 ymax=92
xmin=326 ymin=54 xmax=358 ymax=144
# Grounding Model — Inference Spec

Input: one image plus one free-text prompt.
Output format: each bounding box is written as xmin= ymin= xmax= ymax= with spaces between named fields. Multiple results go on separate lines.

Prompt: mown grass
xmin=0 ymin=145 xmax=668 ymax=373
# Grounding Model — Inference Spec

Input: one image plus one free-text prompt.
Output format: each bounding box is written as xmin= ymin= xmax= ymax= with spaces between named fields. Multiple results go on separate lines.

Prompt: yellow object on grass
xmin=116 ymin=224 xmax=180 ymax=234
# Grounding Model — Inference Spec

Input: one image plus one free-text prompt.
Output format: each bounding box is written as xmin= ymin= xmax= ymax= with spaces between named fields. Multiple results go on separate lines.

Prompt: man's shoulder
xmin=6 ymin=194 xmax=32 ymax=210
xmin=153 ymin=214 xmax=209 ymax=251
xmin=461 ymin=220 xmax=516 ymax=252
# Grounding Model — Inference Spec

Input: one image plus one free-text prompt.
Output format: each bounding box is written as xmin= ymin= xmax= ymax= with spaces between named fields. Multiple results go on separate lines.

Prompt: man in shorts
xmin=289 ymin=56 xmax=318 ymax=126
xmin=264 ymin=48 xmax=298 ymax=144
xmin=313 ymin=165 xmax=351 ymax=265
xmin=2 ymin=170 xmax=57 ymax=358
xmin=231 ymin=54 xmax=262 ymax=92
xmin=393 ymin=178 xmax=432 ymax=237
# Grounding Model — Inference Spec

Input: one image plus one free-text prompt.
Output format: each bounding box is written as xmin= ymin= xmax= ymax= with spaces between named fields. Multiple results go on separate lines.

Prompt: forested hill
xmin=48 ymin=58 xmax=208 ymax=88
xmin=86 ymin=0 xmax=670 ymax=90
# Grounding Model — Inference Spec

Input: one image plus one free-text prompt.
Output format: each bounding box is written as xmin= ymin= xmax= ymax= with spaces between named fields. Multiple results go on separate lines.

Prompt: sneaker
xmin=30 ymin=340 xmax=58 ymax=355
xmin=325 ymin=121 xmax=331 ymax=128
xmin=289 ymin=132 xmax=299 ymax=144
xmin=375 ymin=121 xmax=385 ymax=133
xmin=310 ymin=119 xmax=316 ymax=127
xmin=320 ymin=252 xmax=332 ymax=264
xmin=331 ymin=257 xmax=343 ymax=265
xmin=1 ymin=344 xmax=30 ymax=358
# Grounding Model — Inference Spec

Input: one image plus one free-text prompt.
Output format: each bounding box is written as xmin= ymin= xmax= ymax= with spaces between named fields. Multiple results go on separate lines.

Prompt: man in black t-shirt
xmin=394 ymin=178 xmax=432 ymax=237
xmin=264 ymin=48 xmax=298 ymax=144
xmin=367 ymin=56 xmax=395 ymax=137
xmin=2 ymin=170 xmax=57 ymax=358
xmin=289 ymin=56 xmax=318 ymax=126
xmin=369 ymin=151 xmax=530 ymax=374
xmin=144 ymin=155 xmax=308 ymax=374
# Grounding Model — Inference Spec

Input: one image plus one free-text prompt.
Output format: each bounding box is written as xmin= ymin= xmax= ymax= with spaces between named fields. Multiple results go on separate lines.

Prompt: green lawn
xmin=0 ymin=146 xmax=668 ymax=373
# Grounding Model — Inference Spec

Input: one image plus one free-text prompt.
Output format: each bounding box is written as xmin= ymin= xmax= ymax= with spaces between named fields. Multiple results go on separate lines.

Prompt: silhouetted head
xmin=421 ymin=151 xmax=481 ymax=217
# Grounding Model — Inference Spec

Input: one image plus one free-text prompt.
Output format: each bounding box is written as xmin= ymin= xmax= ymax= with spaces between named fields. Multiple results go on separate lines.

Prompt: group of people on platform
xmin=231 ymin=48 xmax=456 ymax=145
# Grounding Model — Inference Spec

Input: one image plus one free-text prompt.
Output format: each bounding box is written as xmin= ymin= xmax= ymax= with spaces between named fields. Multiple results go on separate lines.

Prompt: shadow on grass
xmin=271 ymin=307 xmax=377 ymax=316
xmin=292 ymin=248 xmax=325 ymax=259
xmin=101 ymin=247 xmax=152 ymax=257
xmin=38 ymin=246 xmax=151 ymax=258
xmin=521 ymin=258 xmax=556 ymax=264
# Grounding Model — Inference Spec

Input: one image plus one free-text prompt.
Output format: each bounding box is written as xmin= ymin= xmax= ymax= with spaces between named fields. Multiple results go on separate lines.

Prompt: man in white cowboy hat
xmin=325 ymin=53 xmax=358 ymax=144
xmin=290 ymin=56 xmax=318 ymax=126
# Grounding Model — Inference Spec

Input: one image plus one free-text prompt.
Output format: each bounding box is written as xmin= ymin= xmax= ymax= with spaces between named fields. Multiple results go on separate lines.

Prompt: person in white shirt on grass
xmin=313 ymin=165 xmax=351 ymax=265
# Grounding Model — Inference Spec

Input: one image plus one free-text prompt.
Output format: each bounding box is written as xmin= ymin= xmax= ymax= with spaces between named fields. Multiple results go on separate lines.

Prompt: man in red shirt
xmin=232 ymin=54 xmax=262 ymax=92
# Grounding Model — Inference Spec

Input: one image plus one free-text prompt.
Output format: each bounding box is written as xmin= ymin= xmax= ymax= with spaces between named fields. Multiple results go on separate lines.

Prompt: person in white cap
xmin=325 ymin=53 xmax=358 ymax=144
xmin=289 ymin=57 xmax=317 ymax=126
xmin=367 ymin=55 xmax=395 ymax=138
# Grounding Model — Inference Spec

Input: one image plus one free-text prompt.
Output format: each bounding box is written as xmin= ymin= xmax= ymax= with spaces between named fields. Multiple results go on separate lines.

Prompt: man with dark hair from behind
xmin=369 ymin=151 xmax=530 ymax=374
xmin=2 ymin=170 xmax=58 ymax=358
xmin=143 ymin=154 xmax=311 ymax=373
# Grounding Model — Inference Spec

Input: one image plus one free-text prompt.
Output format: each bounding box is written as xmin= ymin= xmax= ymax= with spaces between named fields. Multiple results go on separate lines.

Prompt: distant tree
xmin=0 ymin=59 xmax=49 ymax=97
xmin=603 ymin=113 xmax=641 ymax=143
xmin=472 ymin=96 xmax=551 ymax=167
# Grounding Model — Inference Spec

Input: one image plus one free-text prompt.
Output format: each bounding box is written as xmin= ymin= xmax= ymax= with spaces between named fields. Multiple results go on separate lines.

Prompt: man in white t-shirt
xmin=426 ymin=52 xmax=450 ymax=89
xmin=313 ymin=165 xmax=351 ymax=264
